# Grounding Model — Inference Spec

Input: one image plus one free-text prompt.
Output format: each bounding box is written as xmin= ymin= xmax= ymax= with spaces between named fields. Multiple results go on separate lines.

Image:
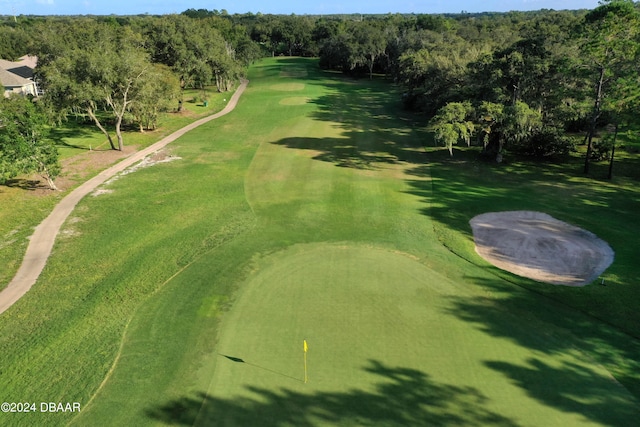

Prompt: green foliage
xmin=476 ymin=101 xmax=505 ymax=149
xmin=398 ymin=38 xmax=479 ymax=114
xmin=577 ymin=0 xmax=640 ymax=173
xmin=0 ymin=24 xmax=29 ymax=60
xmin=511 ymin=126 xmax=575 ymax=158
xmin=0 ymin=96 xmax=60 ymax=189
xmin=137 ymin=14 xmax=244 ymax=91
xmin=129 ymin=64 xmax=181 ymax=131
xmin=502 ymin=101 xmax=543 ymax=145
xmin=431 ymin=99 xmax=572 ymax=159
xmin=590 ymin=137 xmax=612 ymax=161
xmin=430 ymin=102 xmax=475 ymax=156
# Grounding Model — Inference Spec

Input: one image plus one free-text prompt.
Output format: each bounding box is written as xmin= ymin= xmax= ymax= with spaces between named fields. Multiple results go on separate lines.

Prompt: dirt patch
xmin=470 ymin=211 xmax=614 ymax=286
xmin=4 ymin=146 xmax=136 ymax=196
xmin=99 ymin=149 xmax=181 ymax=190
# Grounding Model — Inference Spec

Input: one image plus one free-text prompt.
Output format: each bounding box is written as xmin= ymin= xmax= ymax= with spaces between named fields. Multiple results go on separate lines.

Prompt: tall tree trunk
xmin=115 ymin=114 xmax=124 ymax=151
xmin=86 ymin=105 xmax=116 ymax=150
xmin=108 ymin=80 xmax=135 ymax=152
xmin=584 ymin=66 xmax=606 ymax=174
xmin=36 ymin=160 xmax=58 ymax=191
xmin=608 ymin=122 xmax=618 ymax=180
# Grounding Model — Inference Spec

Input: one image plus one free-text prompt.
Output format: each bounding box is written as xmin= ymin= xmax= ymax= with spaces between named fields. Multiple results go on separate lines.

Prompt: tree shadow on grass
xmin=403 ymin=149 xmax=632 ymax=238
xmin=404 ymin=148 xmax=640 ymax=335
xmin=3 ymin=178 xmax=50 ymax=191
xmin=484 ymin=357 xmax=640 ymax=425
xmin=441 ymin=276 xmax=640 ymax=416
xmin=272 ymin=135 xmax=416 ymax=171
xmin=270 ymin=70 xmax=430 ymax=171
xmin=146 ymin=360 xmax=519 ymax=426
xmin=270 ymin=115 xmax=429 ymax=173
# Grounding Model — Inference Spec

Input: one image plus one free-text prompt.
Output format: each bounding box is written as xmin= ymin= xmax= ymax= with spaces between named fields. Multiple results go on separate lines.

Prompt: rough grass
xmin=0 ymin=86 xmax=232 ymax=292
xmin=1 ymin=58 xmax=639 ymax=426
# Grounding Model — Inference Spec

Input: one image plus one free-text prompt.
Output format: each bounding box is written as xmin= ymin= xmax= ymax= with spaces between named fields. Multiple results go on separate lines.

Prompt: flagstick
xmin=303 ymin=339 xmax=308 ymax=384
xmin=304 ymin=350 xmax=308 ymax=384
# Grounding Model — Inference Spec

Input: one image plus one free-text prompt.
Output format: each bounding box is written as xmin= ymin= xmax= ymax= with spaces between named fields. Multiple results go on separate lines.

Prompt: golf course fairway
xmin=2 ymin=57 xmax=639 ymax=427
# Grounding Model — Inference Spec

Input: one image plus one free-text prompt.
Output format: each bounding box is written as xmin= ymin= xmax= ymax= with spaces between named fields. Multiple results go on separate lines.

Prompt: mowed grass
xmin=196 ymin=244 xmax=636 ymax=426
xmin=0 ymin=57 xmax=639 ymax=426
xmin=0 ymin=86 xmax=232 ymax=292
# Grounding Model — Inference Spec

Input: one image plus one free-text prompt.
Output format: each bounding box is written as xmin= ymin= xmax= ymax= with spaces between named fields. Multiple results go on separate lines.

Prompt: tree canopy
xmin=1 ymin=3 xmax=638 ymax=183
xmin=0 ymin=96 xmax=60 ymax=190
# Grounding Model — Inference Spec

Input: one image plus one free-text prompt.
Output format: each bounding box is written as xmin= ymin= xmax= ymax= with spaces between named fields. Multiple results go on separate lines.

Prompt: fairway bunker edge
xmin=470 ymin=211 xmax=614 ymax=286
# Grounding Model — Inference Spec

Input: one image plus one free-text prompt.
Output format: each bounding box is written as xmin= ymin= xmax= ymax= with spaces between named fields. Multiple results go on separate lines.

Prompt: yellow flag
xmin=303 ymin=339 xmax=308 ymax=353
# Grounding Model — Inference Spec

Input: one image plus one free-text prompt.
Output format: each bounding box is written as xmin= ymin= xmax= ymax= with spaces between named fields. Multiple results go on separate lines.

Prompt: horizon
xmin=0 ymin=1 xmax=603 ymax=17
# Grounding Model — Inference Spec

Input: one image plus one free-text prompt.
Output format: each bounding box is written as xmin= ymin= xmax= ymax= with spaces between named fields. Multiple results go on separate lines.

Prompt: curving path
xmin=0 ymin=80 xmax=249 ymax=315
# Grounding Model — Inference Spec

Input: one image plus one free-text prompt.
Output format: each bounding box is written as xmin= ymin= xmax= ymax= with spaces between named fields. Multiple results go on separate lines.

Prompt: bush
xmin=590 ymin=138 xmax=611 ymax=161
xmin=511 ymin=127 xmax=575 ymax=158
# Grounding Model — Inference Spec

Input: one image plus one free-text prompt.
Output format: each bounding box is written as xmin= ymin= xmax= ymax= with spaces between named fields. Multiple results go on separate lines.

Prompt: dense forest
xmin=1 ymin=1 xmax=639 ymax=187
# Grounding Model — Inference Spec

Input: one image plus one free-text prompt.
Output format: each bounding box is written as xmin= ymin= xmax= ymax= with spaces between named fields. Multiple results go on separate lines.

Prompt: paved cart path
xmin=0 ymin=80 xmax=248 ymax=315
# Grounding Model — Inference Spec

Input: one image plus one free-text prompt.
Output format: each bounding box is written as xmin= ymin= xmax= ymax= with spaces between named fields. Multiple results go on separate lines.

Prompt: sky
xmin=1 ymin=0 xmax=603 ymax=16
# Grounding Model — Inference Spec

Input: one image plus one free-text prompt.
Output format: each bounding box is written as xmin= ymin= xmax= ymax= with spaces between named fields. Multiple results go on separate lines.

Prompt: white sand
xmin=470 ymin=211 xmax=614 ymax=287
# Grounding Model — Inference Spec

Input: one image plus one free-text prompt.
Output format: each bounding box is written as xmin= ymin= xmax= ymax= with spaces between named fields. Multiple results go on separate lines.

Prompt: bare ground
xmin=470 ymin=211 xmax=614 ymax=287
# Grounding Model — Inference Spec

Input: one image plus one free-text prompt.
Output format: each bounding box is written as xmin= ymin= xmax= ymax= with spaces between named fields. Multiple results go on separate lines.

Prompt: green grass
xmin=0 ymin=85 xmax=232 ymax=292
xmin=50 ymin=86 xmax=231 ymax=160
xmin=0 ymin=190 xmax=62 ymax=288
xmin=188 ymin=244 xmax=636 ymax=426
xmin=421 ymin=147 xmax=640 ymax=335
xmin=0 ymin=58 xmax=639 ymax=426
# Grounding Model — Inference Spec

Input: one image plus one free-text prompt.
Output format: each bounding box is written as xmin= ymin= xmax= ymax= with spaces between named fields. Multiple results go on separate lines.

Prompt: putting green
xmin=201 ymin=243 xmax=636 ymax=426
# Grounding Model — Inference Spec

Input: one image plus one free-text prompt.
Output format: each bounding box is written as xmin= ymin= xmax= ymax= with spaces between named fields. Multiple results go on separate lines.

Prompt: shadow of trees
xmin=403 ymin=148 xmax=637 ymax=238
xmin=49 ymin=118 xmax=112 ymax=151
xmin=3 ymin=178 xmax=49 ymax=190
xmin=442 ymin=276 xmax=640 ymax=411
xmin=273 ymin=136 xmax=410 ymax=170
xmin=271 ymin=75 xmax=430 ymax=171
xmin=404 ymin=148 xmax=640 ymax=338
xmin=146 ymin=360 xmax=520 ymax=426
xmin=264 ymin=61 xmax=640 ymax=422
xmin=484 ymin=357 xmax=640 ymax=425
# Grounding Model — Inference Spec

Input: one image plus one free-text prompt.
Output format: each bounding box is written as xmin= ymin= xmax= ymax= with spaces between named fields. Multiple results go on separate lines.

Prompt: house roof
xmin=0 ymin=55 xmax=37 ymax=79
xmin=18 ymin=55 xmax=37 ymax=69
xmin=0 ymin=67 xmax=34 ymax=88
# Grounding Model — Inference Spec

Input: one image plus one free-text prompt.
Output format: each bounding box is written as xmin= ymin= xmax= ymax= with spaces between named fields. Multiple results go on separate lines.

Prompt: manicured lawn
xmin=1 ymin=58 xmax=638 ymax=426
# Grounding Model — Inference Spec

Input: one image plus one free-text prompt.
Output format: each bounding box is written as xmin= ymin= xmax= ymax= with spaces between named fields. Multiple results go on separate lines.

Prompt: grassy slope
xmin=0 ymin=58 xmax=638 ymax=426
xmin=80 ymin=58 xmax=638 ymax=426
xmin=0 ymin=87 xmax=230 ymax=292
xmin=419 ymin=148 xmax=640 ymax=396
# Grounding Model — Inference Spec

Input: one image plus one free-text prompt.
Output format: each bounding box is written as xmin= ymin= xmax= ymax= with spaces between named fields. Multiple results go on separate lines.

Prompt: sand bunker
xmin=470 ymin=211 xmax=614 ymax=286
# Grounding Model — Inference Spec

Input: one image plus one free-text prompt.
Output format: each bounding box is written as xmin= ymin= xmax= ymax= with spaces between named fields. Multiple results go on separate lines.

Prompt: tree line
xmin=0 ymin=13 xmax=260 ymax=188
xmin=1 ymin=1 xmax=638 ymax=188
xmin=267 ymin=1 xmax=637 ymax=175
xmin=231 ymin=2 xmax=638 ymax=173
